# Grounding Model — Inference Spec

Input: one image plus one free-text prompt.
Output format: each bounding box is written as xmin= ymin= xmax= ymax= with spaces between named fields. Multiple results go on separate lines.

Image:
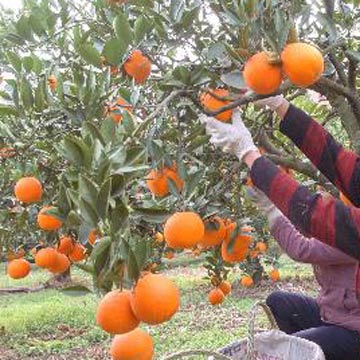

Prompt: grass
xmin=0 ymin=255 xmax=315 ymax=359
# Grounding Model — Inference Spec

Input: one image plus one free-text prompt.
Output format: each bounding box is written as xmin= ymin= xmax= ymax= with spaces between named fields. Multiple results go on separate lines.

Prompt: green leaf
xmin=114 ymin=12 xmax=133 ymax=46
xmin=132 ymin=207 xmax=171 ymax=223
xmin=34 ymin=81 xmax=46 ymax=112
xmin=79 ymin=44 xmax=101 ymax=67
xmin=185 ymin=169 xmax=204 ymax=196
xmin=79 ymin=197 xmax=99 ymax=227
xmin=114 ymin=164 xmax=149 ymax=174
xmin=170 ymin=0 xmax=185 ymax=23
xmin=134 ymin=15 xmax=149 ymax=43
xmin=20 ymin=78 xmax=33 ymax=110
xmin=22 ymin=56 xmax=34 ymax=73
xmin=91 ymin=236 xmax=112 ymax=262
xmin=110 ymin=202 xmax=129 ymax=234
xmin=60 ymin=285 xmax=92 ymax=297
xmin=97 ymin=178 xmax=111 ymax=220
xmin=0 ymin=104 xmax=19 ymax=116
xmin=103 ymin=38 xmax=127 ymax=66
xmin=6 ymin=52 xmax=22 ymax=73
xmin=221 ymin=70 xmax=246 ymax=89
xmin=16 ymin=15 xmax=33 ymax=41
xmin=32 ymin=55 xmax=43 ymax=74
xmin=79 ymin=175 xmax=99 ymax=208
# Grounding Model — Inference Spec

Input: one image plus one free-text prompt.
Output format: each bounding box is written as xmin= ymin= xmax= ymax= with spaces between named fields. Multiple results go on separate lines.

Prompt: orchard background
xmin=0 ymin=0 xmax=359 ymax=359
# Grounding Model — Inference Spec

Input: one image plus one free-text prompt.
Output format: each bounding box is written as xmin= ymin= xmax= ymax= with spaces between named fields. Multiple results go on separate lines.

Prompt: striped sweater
xmin=250 ymin=104 xmax=360 ymax=261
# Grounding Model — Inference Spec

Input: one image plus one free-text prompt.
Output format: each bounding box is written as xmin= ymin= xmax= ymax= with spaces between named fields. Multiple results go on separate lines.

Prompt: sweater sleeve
xmin=250 ymin=156 xmax=360 ymax=261
xmin=280 ymin=104 xmax=360 ymax=206
xmin=271 ymin=216 xmax=356 ymax=265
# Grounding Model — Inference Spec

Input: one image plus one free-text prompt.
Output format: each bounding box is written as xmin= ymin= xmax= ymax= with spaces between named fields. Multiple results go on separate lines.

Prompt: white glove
xmin=254 ymin=95 xmax=287 ymax=111
xmin=246 ymin=186 xmax=282 ymax=227
xmin=199 ymin=109 xmax=257 ymax=161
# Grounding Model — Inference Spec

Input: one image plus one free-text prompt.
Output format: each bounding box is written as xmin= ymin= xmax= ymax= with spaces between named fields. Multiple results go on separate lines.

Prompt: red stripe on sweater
xmin=269 ymin=172 xmax=299 ymax=217
xmin=335 ymin=148 xmax=357 ymax=191
xmin=310 ymin=196 xmax=336 ymax=247
xmin=301 ymin=120 xmax=327 ymax=167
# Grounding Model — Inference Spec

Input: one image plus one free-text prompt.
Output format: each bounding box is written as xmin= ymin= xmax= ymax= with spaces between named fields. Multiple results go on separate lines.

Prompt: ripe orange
xmin=14 ymin=177 xmax=43 ymax=203
xmin=0 ymin=147 xmax=16 ymax=158
xmin=340 ymin=192 xmax=353 ymax=206
xmin=35 ymin=247 xmax=59 ymax=268
xmin=243 ymin=52 xmax=282 ymax=94
xmin=164 ymin=250 xmax=175 ymax=260
xmin=281 ymin=43 xmax=324 ymax=87
xmin=218 ymin=281 xmax=231 ymax=296
xmin=146 ymin=167 xmax=184 ymax=198
xmin=131 ymin=273 xmax=180 ymax=325
xmin=7 ymin=259 xmax=31 ymax=279
xmin=7 ymin=248 xmax=26 ymax=261
xmin=109 ymin=97 xmax=133 ymax=123
xmin=88 ymin=229 xmax=101 ymax=246
xmin=256 ymin=242 xmax=267 ymax=253
xmin=164 ymin=212 xmax=205 ymax=249
xmin=48 ymin=253 xmax=70 ymax=274
xmin=199 ymin=88 xmax=233 ymax=122
xmin=221 ymin=233 xmax=252 ymax=263
xmin=208 ymin=288 xmax=225 ymax=305
xmin=68 ymin=243 xmax=86 ymax=262
xmin=123 ymin=50 xmax=151 ymax=84
xmin=249 ymin=250 xmax=259 ymax=259
xmin=241 ymin=275 xmax=254 ymax=287
xmin=270 ymin=268 xmax=280 ymax=282
xmin=48 ymin=75 xmax=58 ymax=91
xmin=57 ymin=236 xmax=74 ymax=255
xmin=37 ymin=206 xmax=63 ymax=231
xmin=198 ymin=217 xmax=226 ymax=248
xmin=110 ymin=328 xmax=154 ymax=360
xmin=96 ymin=290 xmax=140 ymax=334
xmin=154 ymin=232 xmax=164 ymax=243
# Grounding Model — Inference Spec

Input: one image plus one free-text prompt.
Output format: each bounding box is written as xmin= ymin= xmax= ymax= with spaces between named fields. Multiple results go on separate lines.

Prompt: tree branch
xmin=328 ymin=51 xmax=347 ymax=85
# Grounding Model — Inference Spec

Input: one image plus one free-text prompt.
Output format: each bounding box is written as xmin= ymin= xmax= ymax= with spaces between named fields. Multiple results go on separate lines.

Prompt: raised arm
xmin=257 ymin=97 xmax=360 ymax=206
xmin=271 ymin=215 xmax=355 ymax=265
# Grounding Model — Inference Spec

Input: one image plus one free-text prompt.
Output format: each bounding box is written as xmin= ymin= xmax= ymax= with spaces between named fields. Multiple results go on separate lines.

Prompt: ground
xmin=0 ymin=255 xmax=316 ymax=359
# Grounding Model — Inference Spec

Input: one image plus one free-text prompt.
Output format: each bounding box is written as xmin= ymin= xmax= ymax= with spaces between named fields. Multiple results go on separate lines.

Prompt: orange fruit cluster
xmin=123 ymin=50 xmax=151 ymax=84
xmin=200 ymin=88 xmax=233 ymax=122
xmin=244 ymin=42 xmax=324 ymax=94
xmin=96 ymin=273 xmax=180 ymax=359
xmin=146 ymin=165 xmax=184 ymax=198
xmin=208 ymin=280 xmax=232 ymax=306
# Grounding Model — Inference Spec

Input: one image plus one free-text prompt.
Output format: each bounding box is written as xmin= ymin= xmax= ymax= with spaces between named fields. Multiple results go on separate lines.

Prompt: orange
xmin=198 ymin=216 xmax=226 ymax=248
xmin=37 ymin=206 xmax=63 ymax=231
xmin=109 ymin=97 xmax=133 ymax=123
xmin=146 ymin=167 xmax=184 ymax=198
xmin=88 ymin=229 xmax=101 ymax=246
xmin=218 ymin=281 xmax=231 ymax=296
xmin=7 ymin=248 xmax=25 ymax=261
xmin=256 ymin=242 xmax=267 ymax=253
xmin=68 ymin=243 xmax=86 ymax=262
xmin=208 ymin=288 xmax=225 ymax=305
xmin=154 ymin=232 xmax=164 ymax=243
xmin=123 ymin=50 xmax=151 ymax=84
xmin=243 ymin=52 xmax=282 ymax=94
xmin=35 ymin=247 xmax=59 ymax=268
xmin=131 ymin=273 xmax=180 ymax=325
xmin=281 ymin=43 xmax=324 ymax=87
xmin=221 ymin=231 xmax=252 ymax=263
xmin=270 ymin=268 xmax=280 ymax=282
xmin=199 ymin=88 xmax=233 ymax=122
xmin=164 ymin=212 xmax=205 ymax=249
xmin=110 ymin=328 xmax=154 ymax=360
xmin=96 ymin=290 xmax=140 ymax=334
xmin=7 ymin=259 xmax=31 ymax=279
xmin=0 ymin=147 xmax=16 ymax=158
xmin=241 ymin=275 xmax=254 ymax=287
xmin=249 ymin=250 xmax=259 ymax=259
xmin=57 ymin=236 xmax=74 ymax=255
xmin=48 ymin=253 xmax=70 ymax=274
xmin=48 ymin=75 xmax=58 ymax=91
xmin=164 ymin=250 xmax=174 ymax=260
xmin=14 ymin=177 xmax=43 ymax=203
xmin=241 ymin=226 xmax=254 ymax=233
xmin=340 ymin=192 xmax=353 ymax=207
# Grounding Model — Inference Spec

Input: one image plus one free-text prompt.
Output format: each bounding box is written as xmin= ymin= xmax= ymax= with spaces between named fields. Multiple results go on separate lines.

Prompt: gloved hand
xmin=246 ymin=186 xmax=283 ymax=227
xmin=254 ymin=95 xmax=287 ymax=111
xmin=199 ymin=109 xmax=258 ymax=161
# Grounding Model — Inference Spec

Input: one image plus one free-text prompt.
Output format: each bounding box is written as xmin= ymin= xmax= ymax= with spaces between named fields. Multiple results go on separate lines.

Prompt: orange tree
xmin=0 ymin=0 xmax=359 ymax=293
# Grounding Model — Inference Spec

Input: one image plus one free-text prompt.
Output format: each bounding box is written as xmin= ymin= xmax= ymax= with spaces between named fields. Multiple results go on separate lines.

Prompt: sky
xmin=0 ymin=0 xmax=22 ymax=9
